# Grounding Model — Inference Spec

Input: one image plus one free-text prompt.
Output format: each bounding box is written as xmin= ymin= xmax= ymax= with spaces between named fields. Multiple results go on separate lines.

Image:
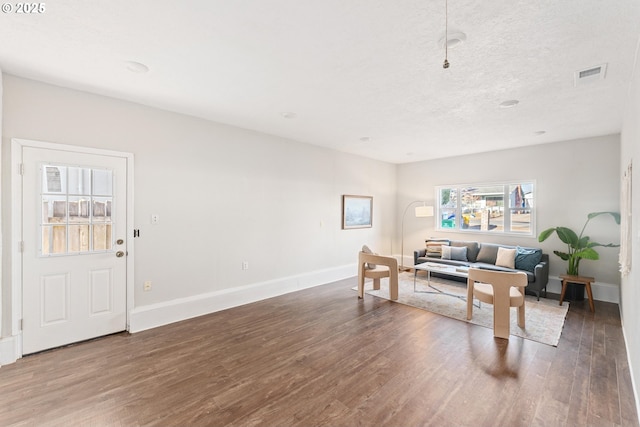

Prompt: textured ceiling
xmin=1 ymin=1 xmax=639 ymax=164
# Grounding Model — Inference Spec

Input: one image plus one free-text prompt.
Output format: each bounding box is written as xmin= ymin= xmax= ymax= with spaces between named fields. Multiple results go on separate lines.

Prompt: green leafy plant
xmin=538 ymin=212 xmax=620 ymax=276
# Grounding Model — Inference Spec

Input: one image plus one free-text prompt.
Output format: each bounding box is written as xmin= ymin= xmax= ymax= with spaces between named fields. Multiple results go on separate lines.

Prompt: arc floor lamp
xmin=400 ymin=201 xmax=434 ymax=271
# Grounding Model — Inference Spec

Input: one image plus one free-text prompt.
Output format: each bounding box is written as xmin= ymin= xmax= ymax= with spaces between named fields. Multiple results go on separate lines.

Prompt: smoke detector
xmin=574 ymin=64 xmax=607 ymax=86
xmin=439 ymin=32 xmax=466 ymax=49
xmin=125 ymin=61 xmax=149 ymax=74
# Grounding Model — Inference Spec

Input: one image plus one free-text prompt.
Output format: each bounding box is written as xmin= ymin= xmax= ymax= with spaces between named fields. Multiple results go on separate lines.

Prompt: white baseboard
xmin=2 ymin=264 xmax=619 ymax=366
xmin=0 ymin=334 xmax=20 ymax=367
xmin=1 ymin=265 xmax=355 ymax=365
xmin=547 ymin=276 xmax=619 ymax=303
xmin=129 ymin=264 xmax=355 ymax=333
xmin=621 ymin=312 xmax=640 ymax=426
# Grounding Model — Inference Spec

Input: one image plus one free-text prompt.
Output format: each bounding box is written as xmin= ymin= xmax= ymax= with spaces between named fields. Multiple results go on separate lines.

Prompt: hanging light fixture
xmin=443 ymin=0 xmax=450 ymax=69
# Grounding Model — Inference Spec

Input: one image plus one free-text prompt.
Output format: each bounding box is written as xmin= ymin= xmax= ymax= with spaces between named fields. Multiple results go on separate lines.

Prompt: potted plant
xmin=538 ymin=211 xmax=620 ymax=276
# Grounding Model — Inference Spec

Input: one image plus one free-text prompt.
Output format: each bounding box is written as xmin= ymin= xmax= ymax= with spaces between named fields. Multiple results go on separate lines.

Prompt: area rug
xmin=355 ymin=272 xmax=569 ymax=346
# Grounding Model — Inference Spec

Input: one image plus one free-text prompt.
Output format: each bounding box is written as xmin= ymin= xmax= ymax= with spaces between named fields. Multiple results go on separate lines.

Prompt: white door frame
xmin=10 ymin=138 xmax=134 ymax=359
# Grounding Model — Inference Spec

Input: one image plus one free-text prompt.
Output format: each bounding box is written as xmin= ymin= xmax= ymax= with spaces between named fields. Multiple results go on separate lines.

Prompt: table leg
xmin=559 ymin=279 xmax=568 ymax=306
xmin=585 ymin=281 xmax=595 ymax=312
xmin=414 ymin=269 xmax=433 ymax=292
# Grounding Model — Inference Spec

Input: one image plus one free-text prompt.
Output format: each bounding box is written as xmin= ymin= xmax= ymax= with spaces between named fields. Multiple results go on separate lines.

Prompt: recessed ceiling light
xmin=534 ymin=130 xmax=546 ymax=136
xmin=280 ymin=112 xmax=297 ymax=119
xmin=359 ymin=137 xmax=371 ymax=142
xmin=499 ymin=99 xmax=519 ymax=109
xmin=438 ymin=32 xmax=466 ymax=49
xmin=125 ymin=61 xmax=149 ymax=74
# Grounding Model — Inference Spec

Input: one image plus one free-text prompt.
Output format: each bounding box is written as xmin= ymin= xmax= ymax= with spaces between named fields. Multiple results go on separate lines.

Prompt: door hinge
xmin=19 ymin=241 xmax=24 ymax=252
xmin=19 ymin=319 xmax=23 ymax=330
xmin=19 ymin=163 xmax=24 ymax=175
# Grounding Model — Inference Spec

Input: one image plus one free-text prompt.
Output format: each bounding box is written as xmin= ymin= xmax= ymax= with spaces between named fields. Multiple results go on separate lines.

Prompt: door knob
xmin=116 ymin=251 xmax=125 ymax=258
xmin=116 ymin=239 xmax=124 ymax=245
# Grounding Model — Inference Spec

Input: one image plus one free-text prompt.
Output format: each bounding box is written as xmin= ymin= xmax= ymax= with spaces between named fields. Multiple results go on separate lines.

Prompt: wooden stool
xmin=559 ymin=274 xmax=595 ymax=312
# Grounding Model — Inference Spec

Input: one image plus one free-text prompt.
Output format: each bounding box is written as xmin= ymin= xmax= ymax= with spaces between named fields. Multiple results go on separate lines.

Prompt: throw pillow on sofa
xmin=515 ymin=246 xmax=543 ymax=272
xmin=495 ymin=247 xmax=517 ymax=268
xmin=442 ymin=245 xmax=468 ymax=261
xmin=476 ymin=243 xmax=500 ymax=264
xmin=426 ymin=239 xmax=449 ymax=257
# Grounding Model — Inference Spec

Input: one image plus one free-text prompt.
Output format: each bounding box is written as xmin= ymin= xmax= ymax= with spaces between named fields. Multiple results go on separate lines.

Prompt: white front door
xmin=21 ymin=145 xmax=128 ymax=354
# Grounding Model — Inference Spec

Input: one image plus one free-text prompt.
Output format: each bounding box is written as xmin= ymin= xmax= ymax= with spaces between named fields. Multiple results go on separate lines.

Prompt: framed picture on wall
xmin=342 ymin=195 xmax=373 ymax=229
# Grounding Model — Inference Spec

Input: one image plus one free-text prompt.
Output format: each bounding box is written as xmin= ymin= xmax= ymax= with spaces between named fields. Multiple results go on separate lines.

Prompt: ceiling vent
xmin=574 ymin=64 xmax=607 ymax=86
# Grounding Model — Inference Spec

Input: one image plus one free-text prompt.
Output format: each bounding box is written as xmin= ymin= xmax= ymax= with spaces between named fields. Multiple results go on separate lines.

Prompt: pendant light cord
xmin=443 ymin=0 xmax=450 ymax=68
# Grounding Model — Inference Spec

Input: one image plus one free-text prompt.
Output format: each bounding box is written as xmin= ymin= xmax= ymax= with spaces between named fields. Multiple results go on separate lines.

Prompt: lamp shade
xmin=415 ymin=205 xmax=434 ymax=218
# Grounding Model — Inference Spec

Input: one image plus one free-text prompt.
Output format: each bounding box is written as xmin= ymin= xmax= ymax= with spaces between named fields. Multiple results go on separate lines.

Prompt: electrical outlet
xmin=151 ymin=214 xmax=160 ymax=224
xmin=143 ymin=281 xmax=152 ymax=291
xmin=242 ymin=261 xmax=249 ymax=270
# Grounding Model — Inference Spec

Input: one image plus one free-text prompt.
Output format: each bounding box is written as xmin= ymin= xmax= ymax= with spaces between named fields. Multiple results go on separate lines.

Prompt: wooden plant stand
xmin=559 ymin=274 xmax=595 ymax=312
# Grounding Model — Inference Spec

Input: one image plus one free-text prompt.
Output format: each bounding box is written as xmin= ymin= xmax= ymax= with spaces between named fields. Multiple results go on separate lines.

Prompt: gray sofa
xmin=413 ymin=240 xmax=549 ymax=300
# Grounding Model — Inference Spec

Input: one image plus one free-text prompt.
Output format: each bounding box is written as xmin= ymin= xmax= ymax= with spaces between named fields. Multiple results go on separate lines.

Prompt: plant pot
xmin=563 ymin=282 xmax=585 ymax=301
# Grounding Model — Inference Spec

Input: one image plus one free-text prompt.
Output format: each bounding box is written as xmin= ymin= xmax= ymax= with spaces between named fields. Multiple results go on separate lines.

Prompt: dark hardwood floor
xmin=1 ymin=277 xmax=638 ymax=427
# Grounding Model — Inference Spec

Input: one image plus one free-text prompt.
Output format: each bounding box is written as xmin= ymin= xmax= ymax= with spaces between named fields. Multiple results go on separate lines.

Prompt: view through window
xmin=437 ymin=182 xmax=534 ymax=235
xmin=40 ymin=164 xmax=114 ymax=256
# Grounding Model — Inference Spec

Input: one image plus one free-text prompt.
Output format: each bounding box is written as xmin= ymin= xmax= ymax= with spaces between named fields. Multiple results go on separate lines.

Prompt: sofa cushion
xmin=476 ymin=243 xmax=501 ymax=264
xmin=416 ymin=256 xmax=430 ymax=265
xmin=515 ymin=246 xmax=543 ymax=272
xmin=431 ymin=259 xmax=470 ymax=268
xmin=450 ymin=241 xmax=480 ymax=262
xmin=474 ymin=263 xmax=535 ymax=282
xmin=495 ymin=247 xmax=516 ymax=268
xmin=442 ymin=245 xmax=468 ymax=261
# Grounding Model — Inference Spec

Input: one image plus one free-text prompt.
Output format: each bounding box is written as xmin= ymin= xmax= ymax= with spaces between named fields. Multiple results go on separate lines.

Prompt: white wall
xmin=620 ymin=35 xmax=640 ymax=418
xmin=1 ymin=74 xmax=396 ymax=338
xmin=0 ymin=70 xmax=636 ymax=410
xmin=0 ymin=71 xmax=3 ymax=339
xmin=397 ymin=135 xmax=622 ymax=291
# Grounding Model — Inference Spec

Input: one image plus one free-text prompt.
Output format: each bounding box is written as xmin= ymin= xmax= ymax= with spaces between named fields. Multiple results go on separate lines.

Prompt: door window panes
xmin=41 ymin=196 xmax=67 ymax=224
xmin=92 ymin=169 xmax=113 ymax=196
xmin=39 ymin=164 xmax=115 ymax=256
xmin=68 ymin=224 xmax=90 ymax=253
xmin=43 ymin=166 xmax=65 ymax=193
xmin=67 ymin=167 xmax=92 ymax=195
xmin=42 ymin=225 xmax=67 ymax=255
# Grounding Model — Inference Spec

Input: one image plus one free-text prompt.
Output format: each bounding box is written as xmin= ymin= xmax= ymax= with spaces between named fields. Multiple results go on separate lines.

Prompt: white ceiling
xmin=1 ymin=1 xmax=639 ymax=164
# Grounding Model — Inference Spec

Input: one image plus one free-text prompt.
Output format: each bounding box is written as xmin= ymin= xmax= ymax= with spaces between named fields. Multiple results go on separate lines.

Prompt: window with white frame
xmin=436 ymin=181 xmax=535 ymax=235
xmin=40 ymin=164 xmax=115 ymax=256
